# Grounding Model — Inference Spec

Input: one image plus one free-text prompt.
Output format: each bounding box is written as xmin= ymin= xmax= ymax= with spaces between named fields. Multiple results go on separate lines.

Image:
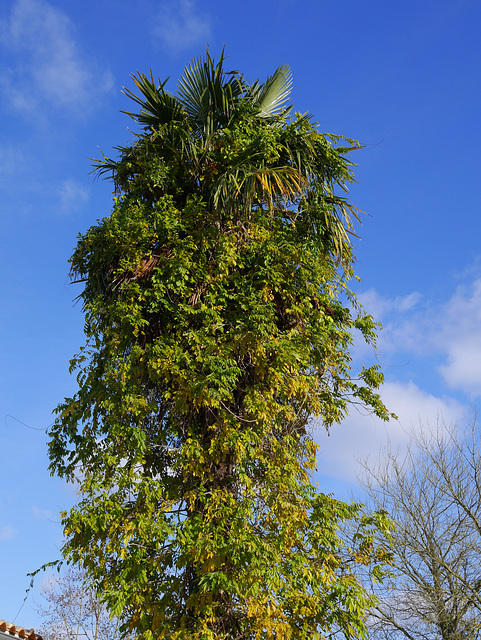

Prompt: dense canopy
xmin=49 ymin=51 xmax=392 ymax=640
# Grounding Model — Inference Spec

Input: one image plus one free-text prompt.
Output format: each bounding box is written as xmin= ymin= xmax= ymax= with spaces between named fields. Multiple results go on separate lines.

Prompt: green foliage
xmin=49 ymin=50 xmax=392 ymax=640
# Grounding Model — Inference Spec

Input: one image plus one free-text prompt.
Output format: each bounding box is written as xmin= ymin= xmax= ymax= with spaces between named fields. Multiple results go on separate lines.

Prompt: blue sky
xmin=1 ymin=0 xmax=481 ymax=628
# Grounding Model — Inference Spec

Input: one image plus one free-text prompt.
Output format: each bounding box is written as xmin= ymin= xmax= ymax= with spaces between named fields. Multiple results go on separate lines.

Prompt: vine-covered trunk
xmin=48 ymin=50 xmax=393 ymax=640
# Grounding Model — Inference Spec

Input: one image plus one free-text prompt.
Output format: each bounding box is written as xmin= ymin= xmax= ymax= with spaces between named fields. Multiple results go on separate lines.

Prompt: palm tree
xmin=95 ymin=49 xmax=359 ymax=259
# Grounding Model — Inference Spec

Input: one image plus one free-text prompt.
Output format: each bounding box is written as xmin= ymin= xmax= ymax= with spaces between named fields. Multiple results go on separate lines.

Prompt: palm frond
xmin=177 ymin=54 xmax=211 ymax=126
xmin=254 ymin=64 xmax=293 ymax=118
xmin=122 ymin=71 xmax=184 ymax=128
xmin=90 ymin=145 xmax=128 ymax=180
xmin=211 ymin=164 xmax=305 ymax=213
xmin=177 ymin=48 xmax=245 ymax=137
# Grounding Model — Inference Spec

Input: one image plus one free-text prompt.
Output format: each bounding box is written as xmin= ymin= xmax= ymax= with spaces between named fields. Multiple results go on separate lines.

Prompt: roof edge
xmin=0 ymin=621 xmax=42 ymax=640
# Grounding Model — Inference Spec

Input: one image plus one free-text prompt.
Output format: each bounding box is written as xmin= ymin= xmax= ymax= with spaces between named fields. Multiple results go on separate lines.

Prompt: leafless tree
xmin=359 ymin=413 xmax=481 ymax=640
xmin=36 ymin=566 xmax=121 ymax=640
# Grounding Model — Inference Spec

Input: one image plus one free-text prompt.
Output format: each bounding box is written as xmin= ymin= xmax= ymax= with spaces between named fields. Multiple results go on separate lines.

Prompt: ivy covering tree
xmin=49 ymin=51 xmax=392 ymax=640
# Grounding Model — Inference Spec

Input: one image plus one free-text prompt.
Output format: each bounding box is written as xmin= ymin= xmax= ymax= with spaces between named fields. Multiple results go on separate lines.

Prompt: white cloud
xmin=0 ymin=0 xmax=114 ymax=117
xmin=359 ymin=289 xmax=422 ymax=320
xmin=57 ymin=179 xmax=89 ymax=214
xmin=0 ymin=525 xmax=16 ymax=540
xmin=315 ymin=274 xmax=481 ymax=484
xmin=315 ymin=380 xmax=462 ymax=483
xmin=357 ymin=288 xmax=427 ymax=356
xmin=440 ymin=336 xmax=481 ymax=392
xmin=358 ymin=277 xmax=481 ymax=396
xmin=32 ymin=505 xmax=54 ymax=520
xmin=438 ymin=278 xmax=481 ymax=393
xmin=153 ymin=0 xmax=211 ymax=52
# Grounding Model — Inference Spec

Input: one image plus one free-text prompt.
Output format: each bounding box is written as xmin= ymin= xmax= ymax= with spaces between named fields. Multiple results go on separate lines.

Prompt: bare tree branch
xmin=36 ymin=567 xmax=121 ymax=640
xmin=359 ymin=414 xmax=481 ymax=640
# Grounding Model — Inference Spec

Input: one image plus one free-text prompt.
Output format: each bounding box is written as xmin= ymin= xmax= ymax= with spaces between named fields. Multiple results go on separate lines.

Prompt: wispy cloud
xmin=153 ymin=0 xmax=211 ymax=52
xmin=32 ymin=505 xmax=54 ymax=520
xmin=361 ymin=277 xmax=481 ymax=395
xmin=0 ymin=144 xmax=25 ymax=185
xmin=57 ymin=178 xmax=89 ymax=214
xmin=0 ymin=526 xmax=16 ymax=541
xmin=316 ymin=380 xmax=462 ymax=482
xmin=0 ymin=0 xmax=114 ymax=117
xmin=359 ymin=289 xmax=422 ymax=320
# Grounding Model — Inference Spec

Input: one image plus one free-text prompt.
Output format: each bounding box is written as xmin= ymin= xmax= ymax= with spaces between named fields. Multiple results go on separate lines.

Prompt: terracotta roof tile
xmin=0 ymin=621 xmax=42 ymax=640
